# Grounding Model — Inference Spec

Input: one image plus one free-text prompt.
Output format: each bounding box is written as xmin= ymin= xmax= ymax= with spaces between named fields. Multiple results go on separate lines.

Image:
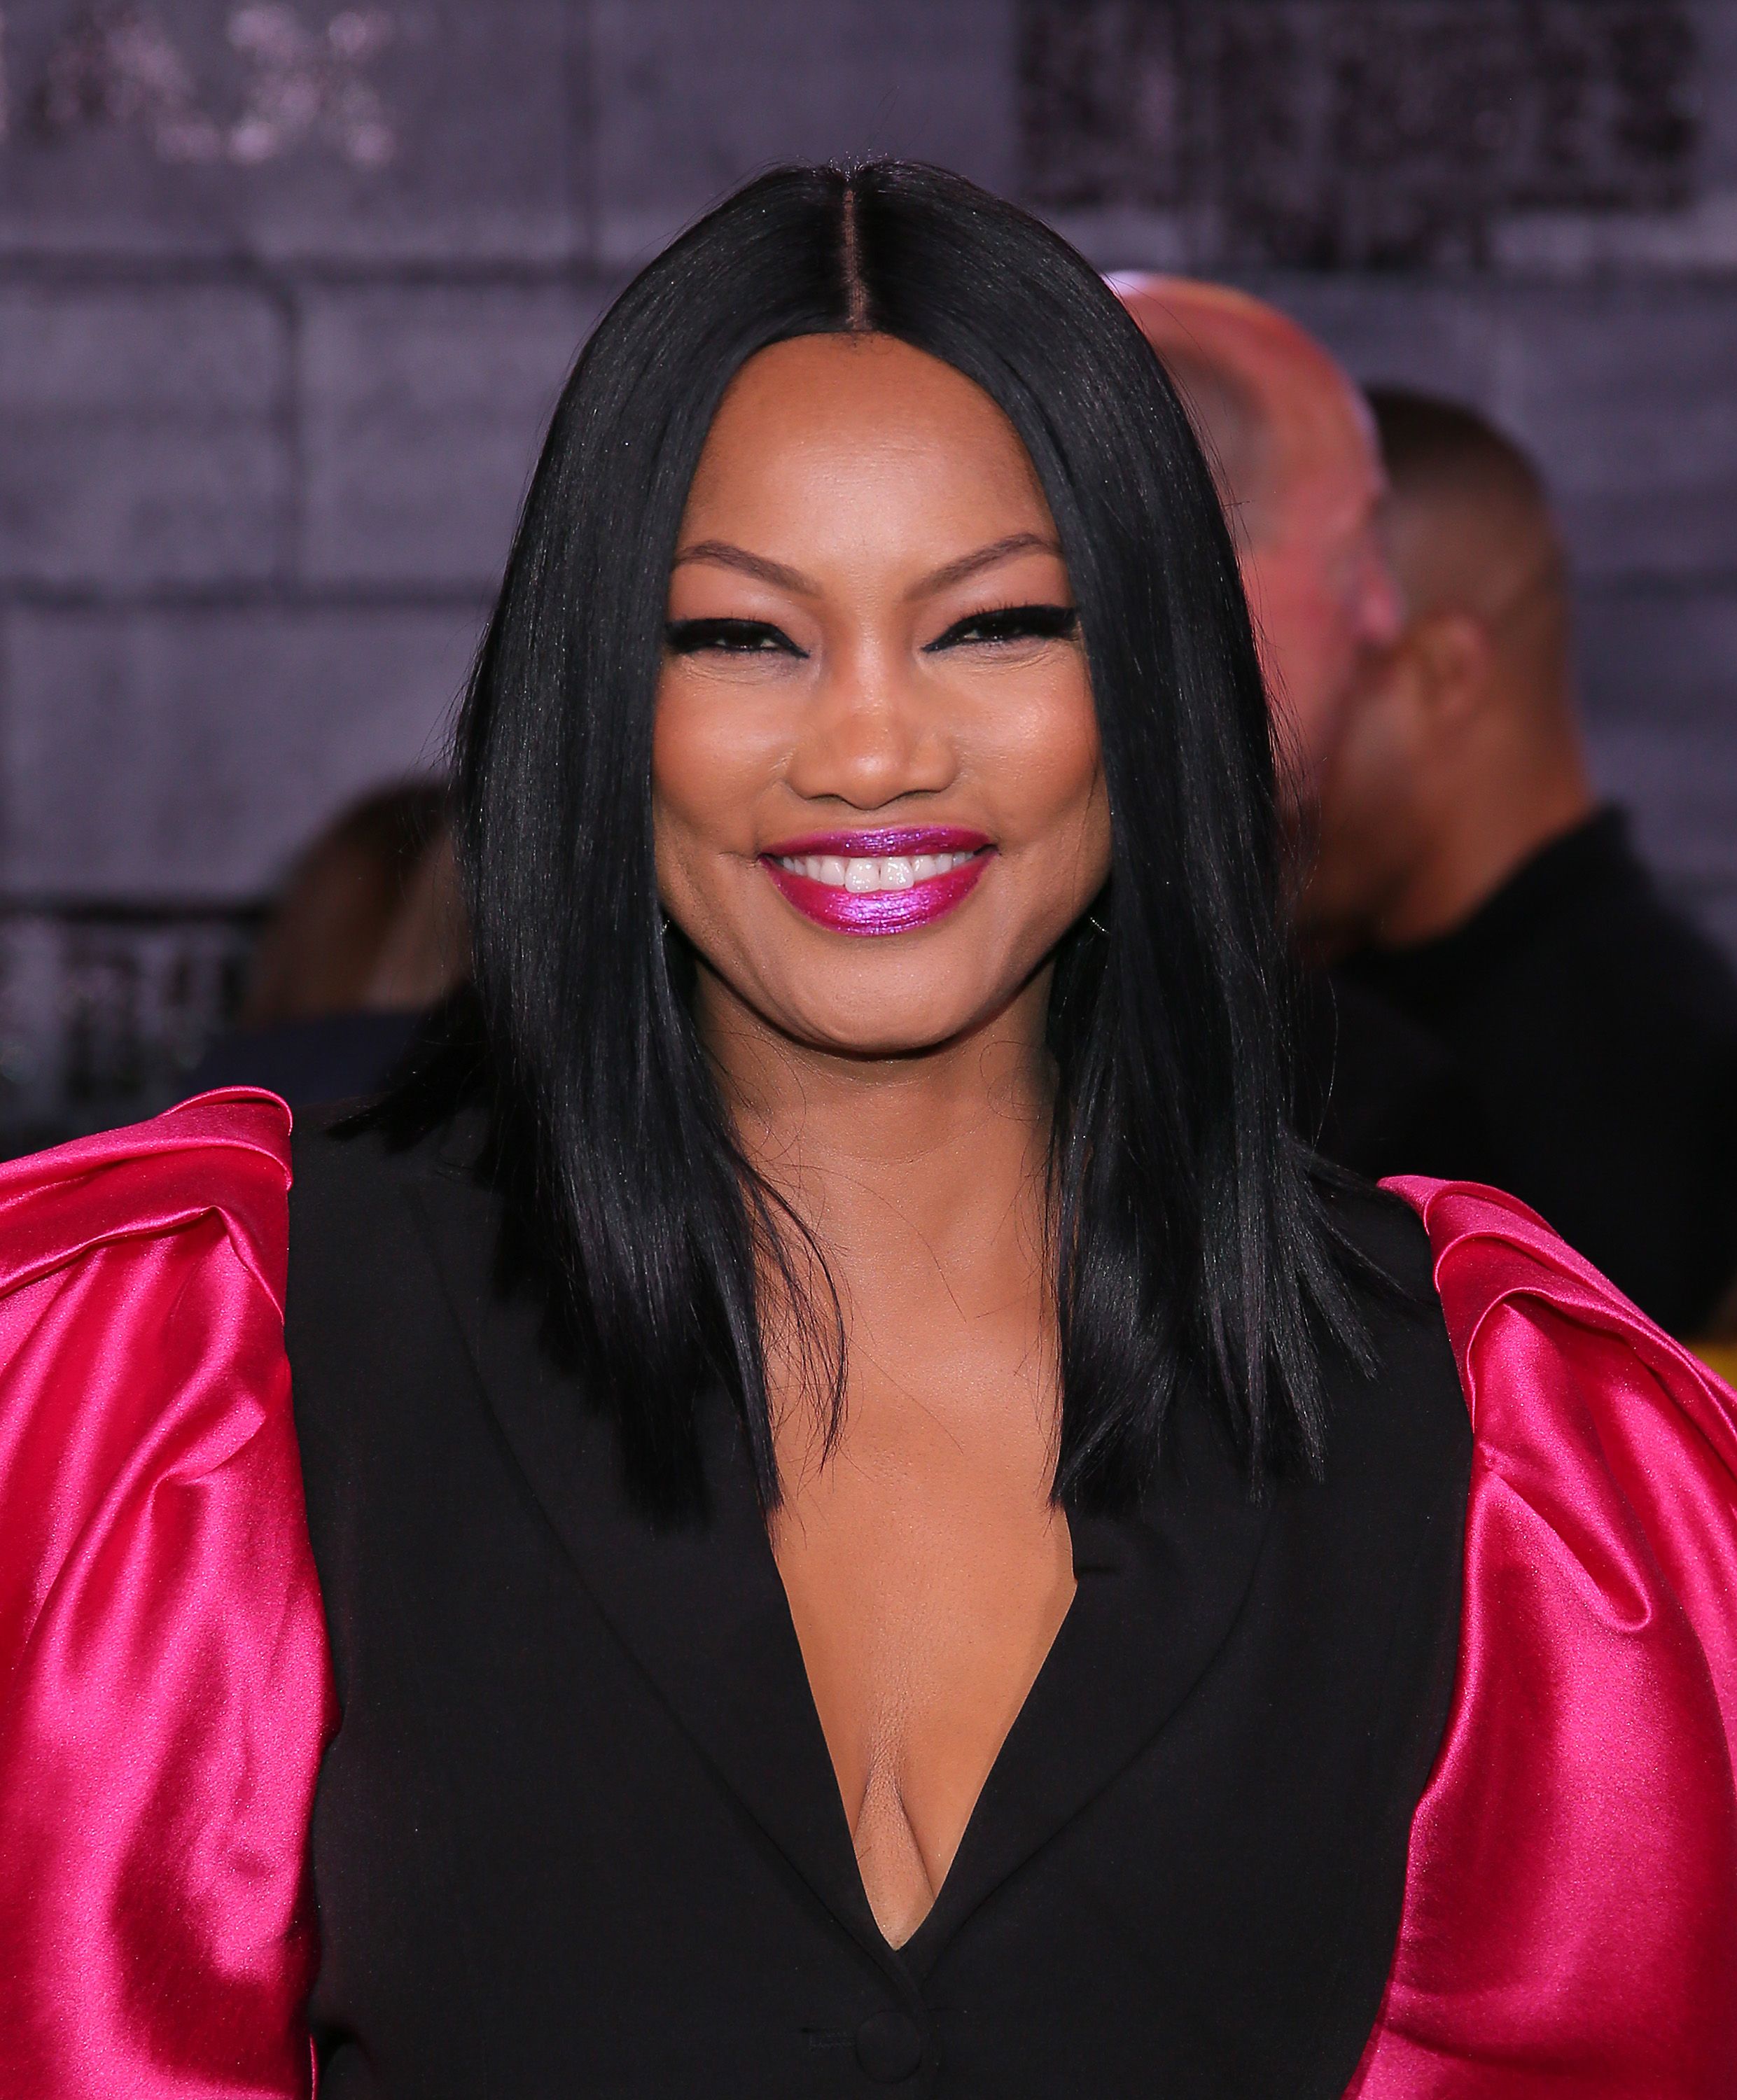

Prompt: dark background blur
xmin=0 ymin=0 xmax=1732 ymax=1140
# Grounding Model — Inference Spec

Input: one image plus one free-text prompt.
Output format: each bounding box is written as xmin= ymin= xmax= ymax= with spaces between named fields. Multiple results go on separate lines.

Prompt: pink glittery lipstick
xmin=760 ymin=827 xmax=993 ymax=937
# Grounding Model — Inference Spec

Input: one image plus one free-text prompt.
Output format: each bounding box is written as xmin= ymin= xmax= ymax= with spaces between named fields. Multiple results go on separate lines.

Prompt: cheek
xmin=1328 ymin=692 xmax=1418 ymax=847
xmin=651 ymin=675 xmax=781 ymax=862
xmin=982 ymin=668 xmax=1110 ymax=869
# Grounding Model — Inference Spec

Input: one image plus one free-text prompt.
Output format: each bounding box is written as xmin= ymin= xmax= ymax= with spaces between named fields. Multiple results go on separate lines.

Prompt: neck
xmin=696 ymin=969 xmax=1056 ymax=1259
xmin=695 ymin=968 xmax=1059 ymax=1474
xmin=1376 ymin=715 xmax=1595 ymax=948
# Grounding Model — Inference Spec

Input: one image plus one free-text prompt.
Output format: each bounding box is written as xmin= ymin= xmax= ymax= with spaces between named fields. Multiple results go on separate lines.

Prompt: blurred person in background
xmin=1301 ymin=391 xmax=1737 ymax=1335
xmin=1115 ymin=276 xmax=1491 ymax=1182
xmin=1111 ymin=276 xmax=1402 ymax=794
xmin=188 ymin=780 xmax=468 ymax=1106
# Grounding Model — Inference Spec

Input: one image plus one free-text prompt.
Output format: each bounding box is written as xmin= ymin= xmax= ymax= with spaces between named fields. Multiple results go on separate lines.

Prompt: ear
xmin=1409 ymin=610 xmax=1495 ymax=729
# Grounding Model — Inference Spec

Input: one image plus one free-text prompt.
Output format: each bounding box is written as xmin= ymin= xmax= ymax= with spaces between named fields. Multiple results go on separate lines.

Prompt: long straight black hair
xmin=388 ymin=160 xmax=1365 ymax=1520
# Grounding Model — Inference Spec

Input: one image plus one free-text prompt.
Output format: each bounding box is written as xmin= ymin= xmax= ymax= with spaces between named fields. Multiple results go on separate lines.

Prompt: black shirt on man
xmin=1336 ymin=806 xmax=1737 ymax=1334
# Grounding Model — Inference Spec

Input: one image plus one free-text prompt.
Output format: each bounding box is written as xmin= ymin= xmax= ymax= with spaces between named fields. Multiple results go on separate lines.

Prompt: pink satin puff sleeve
xmin=1351 ymin=1179 xmax=1737 ymax=2096
xmin=0 ymin=1090 xmax=335 ymax=2099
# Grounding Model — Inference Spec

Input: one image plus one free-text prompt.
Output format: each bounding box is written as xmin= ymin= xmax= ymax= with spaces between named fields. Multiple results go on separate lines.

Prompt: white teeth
xmin=779 ymin=848 xmax=979 ymax=890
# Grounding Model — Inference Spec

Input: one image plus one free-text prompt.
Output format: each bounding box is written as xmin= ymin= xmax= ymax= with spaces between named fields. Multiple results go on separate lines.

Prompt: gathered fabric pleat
xmin=1351 ymin=1177 xmax=1737 ymax=2096
xmin=0 ymin=1091 xmax=335 ymax=2099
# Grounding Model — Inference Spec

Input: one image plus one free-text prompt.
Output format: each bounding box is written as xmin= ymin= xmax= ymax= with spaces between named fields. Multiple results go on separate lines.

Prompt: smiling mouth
xmin=771 ymin=848 xmax=979 ymax=892
xmin=759 ymin=829 xmax=992 ymax=935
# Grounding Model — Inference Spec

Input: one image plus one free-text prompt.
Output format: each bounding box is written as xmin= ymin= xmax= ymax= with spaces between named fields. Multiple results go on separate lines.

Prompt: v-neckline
xmin=870 ymin=1505 xmax=1237 ymax=1977
xmin=769 ymin=1508 xmax=1084 ymax=1959
xmin=746 ymin=1464 xmax=1277 ymax=1977
xmin=412 ymin=1141 xmax=1280 ymax=1977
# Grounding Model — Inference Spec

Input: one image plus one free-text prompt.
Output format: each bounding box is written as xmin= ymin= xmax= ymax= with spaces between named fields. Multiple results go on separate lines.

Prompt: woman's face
xmin=653 ymin=332 xmax=1112 ymax=1058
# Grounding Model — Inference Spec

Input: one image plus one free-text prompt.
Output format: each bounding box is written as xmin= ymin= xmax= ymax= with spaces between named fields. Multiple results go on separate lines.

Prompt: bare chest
xmin=770 ymin=1394 xmax=1075 ymax=1947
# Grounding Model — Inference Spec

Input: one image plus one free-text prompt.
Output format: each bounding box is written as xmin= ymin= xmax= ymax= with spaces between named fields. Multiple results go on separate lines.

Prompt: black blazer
xmin=286 ymin=1110 xmax=1471 ymax=2099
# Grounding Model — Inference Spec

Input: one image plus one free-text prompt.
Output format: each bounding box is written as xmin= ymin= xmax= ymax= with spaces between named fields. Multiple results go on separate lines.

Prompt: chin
xmin=780 ymin=998 xmax=991 ymax=1060
xmin=709 ymin=909 xmax=1064 ymax=1058
xmin=752 ymin=956 xmax=1002 ymax=1056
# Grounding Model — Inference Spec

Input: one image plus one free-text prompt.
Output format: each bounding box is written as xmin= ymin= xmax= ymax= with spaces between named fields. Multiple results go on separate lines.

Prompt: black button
xmin=854 ymin=2008 xmax=924 ymax=2082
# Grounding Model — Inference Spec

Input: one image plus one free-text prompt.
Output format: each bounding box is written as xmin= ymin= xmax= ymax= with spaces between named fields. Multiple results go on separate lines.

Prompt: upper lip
xmin=760 ymin=826 xmax=991 ymax=858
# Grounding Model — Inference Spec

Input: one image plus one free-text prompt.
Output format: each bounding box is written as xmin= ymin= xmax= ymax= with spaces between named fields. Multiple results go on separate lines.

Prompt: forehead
xmin=684 ymin=334 xmax=1051 ymax=522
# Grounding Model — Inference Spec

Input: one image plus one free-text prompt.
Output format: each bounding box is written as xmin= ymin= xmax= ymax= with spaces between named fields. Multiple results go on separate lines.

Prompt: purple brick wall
xmin=0 ymin=0 xmax=1733 ymax=1126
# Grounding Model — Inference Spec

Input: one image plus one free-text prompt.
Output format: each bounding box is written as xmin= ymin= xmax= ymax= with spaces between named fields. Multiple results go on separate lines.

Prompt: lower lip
xmin=761 ymin=853 xmax=991 ymax=936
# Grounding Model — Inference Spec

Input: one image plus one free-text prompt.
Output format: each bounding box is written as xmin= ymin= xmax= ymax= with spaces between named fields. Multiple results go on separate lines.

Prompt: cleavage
xmin=772 ymin=1462 xmax=1076 ymax=1948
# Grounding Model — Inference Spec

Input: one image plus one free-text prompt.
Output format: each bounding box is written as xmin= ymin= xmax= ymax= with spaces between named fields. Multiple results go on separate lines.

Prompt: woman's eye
xmin=925 ymin=603 xmax=1080 ymax=652
xmin=665 ymin=618 xmax=806 ymax=658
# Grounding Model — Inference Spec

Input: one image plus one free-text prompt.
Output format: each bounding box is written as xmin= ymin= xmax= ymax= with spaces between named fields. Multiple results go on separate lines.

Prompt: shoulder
xmin=1384 ymin=1170 xmax=1734 ymax=1403
xmin=1382 ymin=1172 xmax=1737 ymax=1555
xmin=0 ymin=1086 xmax=308 ymax=1664
xmin=0 ymin=1088 xmax=299 ymax=1592
xmin=286 ymin=1099 xmax=488 ymax=1324
xmin=286 ymin=1101 xmax=503 ymax=1471
xmin=1388 ymin=1168 xmax=1737 ymax=1648
xmin=0 ymin=1087 xmax=294 ymax=1494
xmin=0 ymin=1092 xmax=294 ymax=1477
xmin=1309 ymin=1170 xmax=1470 ymax=1483
xmin=1316 ymin=1168 xmax=1437 ymax=1300
xmin=0 ymin=1085 xmax=291 ymax=1303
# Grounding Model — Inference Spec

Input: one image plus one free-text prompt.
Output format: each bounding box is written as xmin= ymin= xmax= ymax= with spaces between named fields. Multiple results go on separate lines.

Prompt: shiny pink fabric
xmin=0 ymin=1091 xmax=335 ymax=2099
xmin=1353 ymin=1177 xmax=1737 ymax=2095
xmin=1 ymin=1113 xmax=1733 ymax=2094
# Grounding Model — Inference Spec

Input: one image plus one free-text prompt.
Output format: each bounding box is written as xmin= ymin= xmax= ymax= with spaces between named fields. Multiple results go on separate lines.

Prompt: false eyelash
xmin=926 ymin=604 xmax=1080 ymax=651
xmin=664 ymin=617 xmax=807 ymax=657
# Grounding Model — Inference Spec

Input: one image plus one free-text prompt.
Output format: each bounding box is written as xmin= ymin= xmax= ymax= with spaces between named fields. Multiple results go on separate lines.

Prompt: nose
xmin=782 ymin=642 xmax=958 ymax=811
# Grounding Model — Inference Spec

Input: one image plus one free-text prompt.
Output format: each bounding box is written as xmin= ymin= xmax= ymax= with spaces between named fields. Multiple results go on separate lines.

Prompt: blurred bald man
xmin=1306 ymin=391 xmax=1737 ymax=1332
xmin=1117 ymin=276 xmax=1488 ymax=1184
xmin=1113 ymin=276 xmax=1403 ymax=794
xmin=1299 ymin=392 xmax=1592 ymax=954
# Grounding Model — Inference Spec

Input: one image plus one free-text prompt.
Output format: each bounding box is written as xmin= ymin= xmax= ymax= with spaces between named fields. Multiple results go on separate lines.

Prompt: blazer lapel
xmin=901 ymin=1410 xmax=1278 ymax=1975
xmin=403 ymin=1142 xmax=895 ymax=1970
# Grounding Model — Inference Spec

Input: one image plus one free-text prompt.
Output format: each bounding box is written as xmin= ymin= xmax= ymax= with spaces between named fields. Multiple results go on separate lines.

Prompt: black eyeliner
xmin=664 ymin=617 xmax=807 ymax=657
xmin=923 ymin=603 xmax=1080 ymax=652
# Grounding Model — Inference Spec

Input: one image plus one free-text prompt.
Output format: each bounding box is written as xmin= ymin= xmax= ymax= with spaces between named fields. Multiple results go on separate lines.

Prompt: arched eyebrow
xmin=671 ymin=540 xmax=813 ymax=593
xmin=912 ymin=532 xmax=1063 ymax=598
xmin=671 ymin=531 xmax=1065 ymax=601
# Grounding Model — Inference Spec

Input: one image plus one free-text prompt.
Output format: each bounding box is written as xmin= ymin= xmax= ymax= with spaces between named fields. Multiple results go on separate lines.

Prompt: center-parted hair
xmin=384 ymin=161 xmax=1366 ymax=1519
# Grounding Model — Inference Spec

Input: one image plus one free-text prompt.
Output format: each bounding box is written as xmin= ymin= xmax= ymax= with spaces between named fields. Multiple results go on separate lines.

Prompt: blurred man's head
xmin=1297 ymin=390 xmax=1595 ymax=959
xmin=1113 ymin=276 xmax=1403 ymax=792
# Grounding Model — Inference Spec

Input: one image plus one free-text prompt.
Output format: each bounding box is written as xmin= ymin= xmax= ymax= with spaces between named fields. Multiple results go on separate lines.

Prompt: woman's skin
xmin=653 ymin=332 xmax=1113 ymax=1947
